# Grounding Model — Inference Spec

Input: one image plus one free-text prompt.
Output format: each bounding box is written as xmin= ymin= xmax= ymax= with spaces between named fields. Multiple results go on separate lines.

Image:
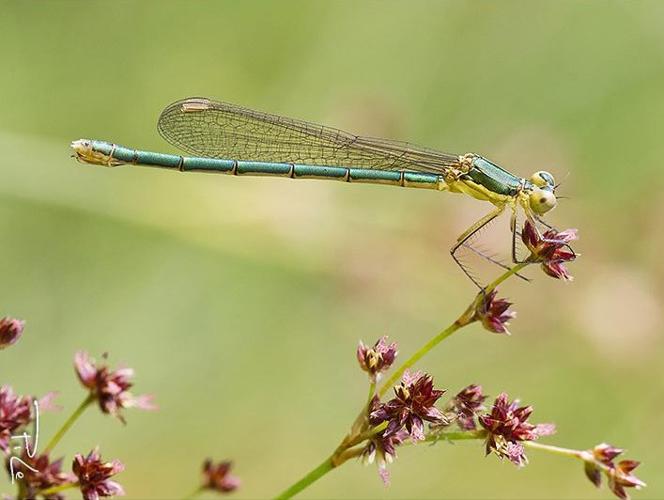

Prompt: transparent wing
xmin=157 ymin=97 xmax=461 ymax=174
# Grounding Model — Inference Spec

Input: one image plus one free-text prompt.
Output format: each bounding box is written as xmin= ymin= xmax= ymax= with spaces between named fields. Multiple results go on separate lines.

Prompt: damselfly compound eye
xmin=529 ymin=186 xmax=557 ymax=215
xmin=530 ymin=171 xmax=556 ymax=189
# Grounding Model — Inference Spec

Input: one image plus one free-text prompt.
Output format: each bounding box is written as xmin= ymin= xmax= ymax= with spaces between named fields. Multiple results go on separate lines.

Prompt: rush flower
xmin=582 ymin=443 xmax=645 ymax=499
xmin=356 ymin=337 xmax=398 ymax=382
xmin=74 ymin=351 xmax=156 ymax=423
xmin=448 ymin=384 xmax=487 ymax=431
xmin=0 ymin=317 xmax=24 ymax=349
xmin=361 ymin=428 xmax=409 ymax=486
xmin=202 ymin=459 xmax=240 ymax=494
xmin=369 ymin=371 xmax=446 ymax=441
xmin=521 ymin=220 xmax=578 ymax=280
xmin=72 ymin=448 xmax=125 ymax=500
xmin=5 ymin=451 xmax=74 ymax=500
xmin=0 ymin=385 xmax=32 ymax=454
xmin=593 ymin=443 xmax=625 ymax=465
xmin=474 ymin=290 xmax=516 ymax=334
xmin=609 ymin=460 xmax=646 ymax=500
xmin=478 ymin=393 xmax=555 ymax=466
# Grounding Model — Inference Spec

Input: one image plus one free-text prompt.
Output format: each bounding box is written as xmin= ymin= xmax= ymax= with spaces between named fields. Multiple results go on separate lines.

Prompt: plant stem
xmin=377 ymin=263 xmax=528 ymax=397
xmin=523 ymin=440 xmax=583 ymax=459
xmin=485 ymin=262 xmax=529 ymax=294
xmin=345 ymin=422 xmax=388 ymax=449
xmin=367 ymin=381 xmax=376 ymax=404
xmin=378 ymin=322 xmax=461 ymax=396
xmin=39 ymin=482 xmax=78 ymax=496
xmin=274 ymin=456 xmax=335 ymax=500
xmin=274 ymin=430 xmax=487 ymax=500
xmin=423 ymin=429 xmax=487 ymax=443
xmin=43 ymin=394 xmax=94 ymax=455
xmin=183 ymin=486 xmax=204 ymax=499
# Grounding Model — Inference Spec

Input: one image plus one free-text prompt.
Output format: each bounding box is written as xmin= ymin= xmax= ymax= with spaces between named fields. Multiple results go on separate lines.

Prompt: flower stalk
xmin=378 ymin=262 xmax=527 ymax=397
xmin=42 ymin=394 xmax=94 ymax=455
xmin=275 ymin=262 xmax=527 ymax=499
xmin=38 ymin=481 xmax=78 ymax=497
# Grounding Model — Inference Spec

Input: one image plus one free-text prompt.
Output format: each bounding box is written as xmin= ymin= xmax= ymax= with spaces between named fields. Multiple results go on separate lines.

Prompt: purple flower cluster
xmin=475 ymin=290 xmax=516 ymax=335
xmin=73 ymin=448 xmax=125 ymax=500
xmin=522 ymin=220 xmax=577 ymax=280
xmin=0 ymin=385 xmax=32 ymax=454
xmin=0 ymin=317 xmax=24 ymax=350
xmin=370 ymin=371 xmax=446 ymax=442
xmin=360 ymin=428 xmax=409 ymax=486
xmin=202 ymin=459 xmax=241 ymax=494
xmin=75 ymin=351 xmax=156 ymax=423
xmin=2 ymin=313 xmax=241 ymax=499
xmin=584 ymin=443 xmax=645 ymax=500
xmin=448 ymin=384 xmax=488 ymax=431
xmin=356 ymin=336 xmax=398 ymax=382
xmin=4 ymin=451 xmax=74 ymax=500
xmin=479 ymin=393 xmax=555 ymax=466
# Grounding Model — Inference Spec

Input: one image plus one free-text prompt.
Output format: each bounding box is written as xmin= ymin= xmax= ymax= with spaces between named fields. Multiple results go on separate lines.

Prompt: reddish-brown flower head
xmin=202 ymin=459 xmax=240 ymax=494
xmin=357 ymin=337 xmax=398 ymax=382
xmin=479 ymin=393 xmax=555 ymax=466
xmin=370 ymin=371 xmax=446 ymax=441
xmin=582 ymin=443 xmax=645 ymax=500
xmin=609 ymin=460 xmax=646 ymax=500
xmin=74 ymin=351 xmax=157 ymax=423
xmin=0 ymin=317 xmax=24 ymax=350
xmin=5 ymin=451 xmax=74 ymax=500
xmin=72 ymin=448 xmax=125 ymax=500
xmin=475 ymin=290 xmax=516 ymax=335
xmin=0 ymin=385 xmax=32 ymax=454
xmin=361 ymin=427 xmax=409 ymax=486
xmin=449 ymin=384 xmax=488 ymax=431
xmin=593 ymin=443 xmax=625 ymax=465
xmin=522 ymin=220 xmax=577 ymax=280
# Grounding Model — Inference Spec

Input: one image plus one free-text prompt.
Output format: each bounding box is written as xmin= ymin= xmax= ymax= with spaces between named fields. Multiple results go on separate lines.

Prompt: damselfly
xmin=71 ymin=97 xmax=568 ymax=287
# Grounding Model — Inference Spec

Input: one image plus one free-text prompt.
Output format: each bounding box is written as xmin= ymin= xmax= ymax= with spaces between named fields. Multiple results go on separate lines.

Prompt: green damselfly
xmin=72 ymin=97 xmax=568 ymax=287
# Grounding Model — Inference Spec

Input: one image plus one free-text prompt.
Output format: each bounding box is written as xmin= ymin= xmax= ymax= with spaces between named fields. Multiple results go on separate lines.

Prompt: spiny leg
xmin=511 ymin=210 xmax=527 ymax=264
xmin=533 ymin=214 xmax=556 ymax=231
xmin=451 ymin=205 xmax=505 ymax=288
xmin=461 ymin=242 xmax=530 ymax=282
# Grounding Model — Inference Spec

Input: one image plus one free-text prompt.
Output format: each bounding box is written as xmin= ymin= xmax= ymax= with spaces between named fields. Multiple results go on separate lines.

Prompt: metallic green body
xmin=90 ymin=140 xmax=445 ymax=190
xmin=87 ymin=140 xmax=524 ymax=196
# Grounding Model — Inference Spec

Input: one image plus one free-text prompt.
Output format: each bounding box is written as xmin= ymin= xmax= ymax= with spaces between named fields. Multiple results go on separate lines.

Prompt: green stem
xmin=378 ymin=262 xmax=529 ymax=397
xmin=345 ymin=422 xmax=388 ymax=449
xmin=378 ymin=322 xmax=461 ymax=396
xmin=39 ymin=482 xmax=78 ymax=496
xmin=367 ymin=381 xmax=376 ymax=404
xmin=274 ymin=456 xmax=335 ymax=500
xmin=182 ymin=486 xmax=204 ymax=499
xmin=43 ymin=394 xmax=94 ymax=455
xmin=523 ymin=440 xmax=583 ymax=460
xmin=423 ymin=429 xmax=487 ymax=443
xmin=485 ymin=262 xmax=529 ymax=294
xmin=274 ymin=430 xmax=484 ymax=500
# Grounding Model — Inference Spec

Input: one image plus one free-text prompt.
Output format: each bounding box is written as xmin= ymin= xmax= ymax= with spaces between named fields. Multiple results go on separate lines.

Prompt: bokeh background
xmin=1 ymin=1 xmax=663 ymax=498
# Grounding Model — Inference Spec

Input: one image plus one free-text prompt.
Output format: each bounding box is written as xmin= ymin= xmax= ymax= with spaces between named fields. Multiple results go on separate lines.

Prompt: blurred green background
xmin=1 ymin=1 xmax=663 ymax=498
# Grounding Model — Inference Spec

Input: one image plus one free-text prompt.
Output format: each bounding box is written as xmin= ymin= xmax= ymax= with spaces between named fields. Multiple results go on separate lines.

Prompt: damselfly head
xmin=530 ymin=170 xmax=556 ymax=190
xmin=529 ymin=186 xmax=557 ymax=215
xmin=527 ymin=170 xmax=558 ymax=214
